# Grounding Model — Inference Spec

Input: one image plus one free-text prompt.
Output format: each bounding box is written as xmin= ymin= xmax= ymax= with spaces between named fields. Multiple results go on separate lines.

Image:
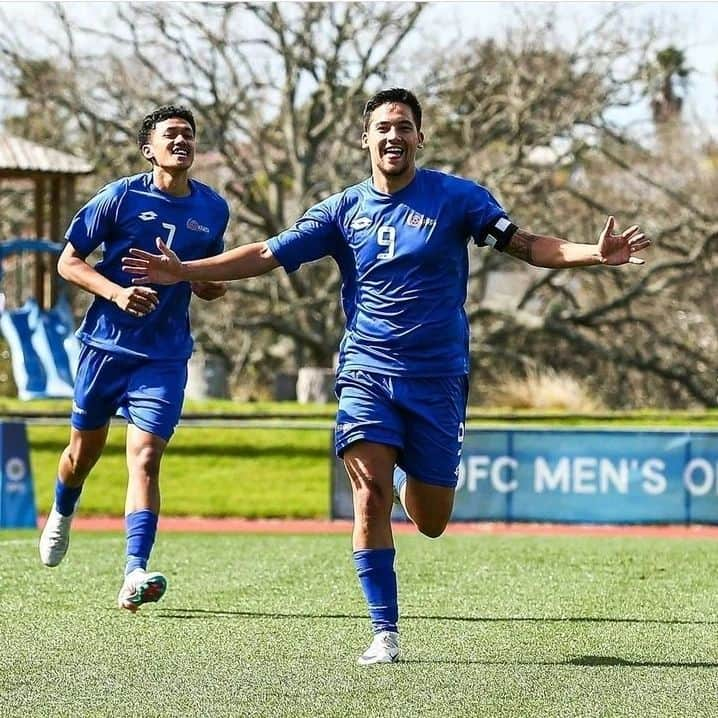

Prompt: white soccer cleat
xmin=39 ymin=505 xmax=74 ymax=567
xmin=117 ymin=569 xmax=168 ymax=612
xmin=357 ymin=630 xmax=400 ymax=665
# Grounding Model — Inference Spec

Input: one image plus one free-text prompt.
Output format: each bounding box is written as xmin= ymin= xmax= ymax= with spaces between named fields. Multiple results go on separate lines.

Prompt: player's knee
xmin=63 ymin=446 xmax=100 ymax=480
xmin=130 ymin=445 xmax=163 ymax=479
xmin=352 ymin=482 xmax=392 ymax=519
xmin=416 ymin=518 xmax=448 ymax=539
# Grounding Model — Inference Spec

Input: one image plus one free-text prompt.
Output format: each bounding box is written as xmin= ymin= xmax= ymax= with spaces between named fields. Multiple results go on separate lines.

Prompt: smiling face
xmin=141 ymin=117 xmax=196 ymax=172
xmin=362 ymin=101 xmax=424 ymax=192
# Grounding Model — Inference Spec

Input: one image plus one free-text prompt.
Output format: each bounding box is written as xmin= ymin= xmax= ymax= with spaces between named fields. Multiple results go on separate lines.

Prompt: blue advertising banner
xmin=330 ymin=428 xmax=718 ymax=524
xmin=0 ymin=421 xmax=37 ymax=528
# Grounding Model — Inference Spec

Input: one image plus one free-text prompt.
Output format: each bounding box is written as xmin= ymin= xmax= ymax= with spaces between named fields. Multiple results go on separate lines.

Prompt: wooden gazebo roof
xmin=0 ymin=134 xmax=94 ymax=308
xmin=0 ymin=135 xmax=93 ymax=177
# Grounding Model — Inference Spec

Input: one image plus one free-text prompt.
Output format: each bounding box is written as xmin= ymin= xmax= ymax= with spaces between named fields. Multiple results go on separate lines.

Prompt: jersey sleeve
xmin=64 ymin=180 xmax=125 ymax=257
xmin=266 ymin=195 xmax=342 ymax=273
xmin=466 ymin=183 xmax=517 ymax=252
xmin=209 ymin=200 xmax=230 ymax=257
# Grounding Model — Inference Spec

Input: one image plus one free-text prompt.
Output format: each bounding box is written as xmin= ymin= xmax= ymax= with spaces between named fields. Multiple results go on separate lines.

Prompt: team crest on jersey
xmin=406 ymin=210 xmax=436 ymax=228
xmin=186 ymin=218 xmax=210 ymax=233
xmin=138 ymin=211 xmax=158 ymax=221
xmin=350 ymin=217 xmax=372 ymax=230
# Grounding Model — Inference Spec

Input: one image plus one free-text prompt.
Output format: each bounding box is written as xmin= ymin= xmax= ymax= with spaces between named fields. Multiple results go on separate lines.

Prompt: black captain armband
xmin=483 ymin=217 xmax=518 ymax=252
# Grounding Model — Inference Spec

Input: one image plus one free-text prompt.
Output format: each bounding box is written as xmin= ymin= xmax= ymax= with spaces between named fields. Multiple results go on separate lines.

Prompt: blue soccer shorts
xmin=334 ymin=369 xmax=469 ymax=488
xmin=71 ymin=344 xmax=188 ymax=441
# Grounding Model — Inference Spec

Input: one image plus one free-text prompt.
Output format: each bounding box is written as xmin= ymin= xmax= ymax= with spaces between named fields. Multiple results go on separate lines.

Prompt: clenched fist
xmin=111 ymin=286 xmax=159 ymax=317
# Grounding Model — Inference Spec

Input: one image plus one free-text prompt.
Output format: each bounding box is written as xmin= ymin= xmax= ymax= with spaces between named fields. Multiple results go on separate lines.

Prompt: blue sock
xmin=54 ymin=477 xmax=82 ymax=517
xmin=353 ymin=548 xmax=398 ymax=634
xmin=125 ymin=509 xmax=158 ymax=575
xmin=392 ymin=467 xmax=407 ymax=500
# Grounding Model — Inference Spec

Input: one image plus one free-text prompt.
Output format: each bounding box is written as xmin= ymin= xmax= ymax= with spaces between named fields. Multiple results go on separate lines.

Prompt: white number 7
xmin=159 ymin=222 xmax=176 ymax=248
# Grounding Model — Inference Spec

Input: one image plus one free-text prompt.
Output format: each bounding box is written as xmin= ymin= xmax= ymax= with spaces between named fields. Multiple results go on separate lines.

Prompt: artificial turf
xmin=2 ymin=531 xmax=718 ymax=717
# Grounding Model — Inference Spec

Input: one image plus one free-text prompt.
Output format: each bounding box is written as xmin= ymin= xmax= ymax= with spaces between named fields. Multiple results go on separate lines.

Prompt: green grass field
xmin=28 ymin=425 xmax=333 ymax=518
xmin=2 ymin=530 xmax=718 ymax=717
xmin=22 ymin=405 xmax=718 ymax=519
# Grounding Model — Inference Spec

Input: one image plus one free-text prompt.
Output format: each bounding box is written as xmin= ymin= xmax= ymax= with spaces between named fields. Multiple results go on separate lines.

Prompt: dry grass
xmin=486 ymin=367 xmax=605 ymax=412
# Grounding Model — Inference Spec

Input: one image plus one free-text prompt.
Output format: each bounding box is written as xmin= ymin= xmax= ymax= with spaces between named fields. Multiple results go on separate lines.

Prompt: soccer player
xmin=39 ymin=105 xmax=229 ymax=612
xmin=122 ymin=89 xmax=649 ymax=657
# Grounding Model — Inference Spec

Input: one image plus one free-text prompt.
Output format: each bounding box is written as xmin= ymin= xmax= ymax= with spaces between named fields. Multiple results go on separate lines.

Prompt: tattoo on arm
xmin=505 ymin=229 xmax=541 ymax=264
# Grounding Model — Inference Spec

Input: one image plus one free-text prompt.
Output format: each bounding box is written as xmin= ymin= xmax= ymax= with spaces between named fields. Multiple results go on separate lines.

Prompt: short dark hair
xmin=137 ymin=105 xmax=196 ymax=151
xmin=363 ymin=88 xmax=422 ymax=132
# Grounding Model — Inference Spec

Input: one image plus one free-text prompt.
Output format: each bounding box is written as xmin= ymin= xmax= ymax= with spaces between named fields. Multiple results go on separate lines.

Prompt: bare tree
xmin=0 ymin=1 xmax=424 ymax=393
xmin=419 ymin=11 xmax=718 ymax=407
xmin=1 ymin=3 xmax=715 ymax=406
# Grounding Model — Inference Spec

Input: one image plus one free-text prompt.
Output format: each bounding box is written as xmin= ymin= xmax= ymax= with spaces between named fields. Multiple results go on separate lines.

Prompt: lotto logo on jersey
xmin=406 ymin=211 xmax=436 ymax=228
xmin=138 ymin=211 xmax=158 ymax=221
xmin=350 ymin=217 xmax=372 ymax=230
xmin=186 ymin=218 xmax=210 ymax=233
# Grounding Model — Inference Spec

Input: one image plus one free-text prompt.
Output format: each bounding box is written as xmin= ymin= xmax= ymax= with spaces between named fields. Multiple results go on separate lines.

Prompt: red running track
xmin=33 ymin=515 xmax=718 ymax=539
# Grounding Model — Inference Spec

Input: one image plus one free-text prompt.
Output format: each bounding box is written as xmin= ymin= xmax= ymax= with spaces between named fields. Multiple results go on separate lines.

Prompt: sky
xmin=1 ymin=1 xmax=717 ymax=132
xmin=421 ymin=2 xmax=718 ymax=131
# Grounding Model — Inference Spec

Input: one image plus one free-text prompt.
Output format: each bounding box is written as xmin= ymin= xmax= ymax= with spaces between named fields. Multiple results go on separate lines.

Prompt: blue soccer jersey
xmin=266 ymin=168 xmax=513 ymax=377
xmin=66 ymin=172 xmax=229 ymax=360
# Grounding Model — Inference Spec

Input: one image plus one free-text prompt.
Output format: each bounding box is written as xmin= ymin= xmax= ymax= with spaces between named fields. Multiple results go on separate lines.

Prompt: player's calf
xmin=400 ymin=477 xmax=454 ymax=538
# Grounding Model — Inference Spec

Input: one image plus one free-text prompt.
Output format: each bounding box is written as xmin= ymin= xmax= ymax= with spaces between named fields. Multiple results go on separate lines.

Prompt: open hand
xmin=598 ymin=216 xmax=651 ymax=266
xmin=122 ymin=238 xmax=185 ymax=285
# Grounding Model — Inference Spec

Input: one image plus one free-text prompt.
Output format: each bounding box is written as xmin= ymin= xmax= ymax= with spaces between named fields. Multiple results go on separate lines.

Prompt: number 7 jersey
xmin=266 ymin=167 xmax=515 ymax=377
xmin=65 ymin=172 xmax=229 ymax=360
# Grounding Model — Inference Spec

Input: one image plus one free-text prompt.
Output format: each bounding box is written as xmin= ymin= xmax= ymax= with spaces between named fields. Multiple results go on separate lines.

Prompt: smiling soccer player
xmin=122 ymin=88 xmax=650 ymax=659
xmin=39 ymin=105 xmax=229 ymax=612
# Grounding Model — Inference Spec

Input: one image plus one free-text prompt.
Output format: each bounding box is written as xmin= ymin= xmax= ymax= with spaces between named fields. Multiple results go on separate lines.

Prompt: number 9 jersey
xmin=65 ymin=172 xmax=229 ymax=360
xmin=266 ymin=167 xmax=516 ymax=378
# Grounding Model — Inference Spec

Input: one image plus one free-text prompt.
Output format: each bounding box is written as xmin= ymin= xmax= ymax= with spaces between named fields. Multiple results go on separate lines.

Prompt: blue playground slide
xmin=0 ymin=296 xmax=80 ymax=400
xmin=0 ymin=238 xmax=80 ymax=400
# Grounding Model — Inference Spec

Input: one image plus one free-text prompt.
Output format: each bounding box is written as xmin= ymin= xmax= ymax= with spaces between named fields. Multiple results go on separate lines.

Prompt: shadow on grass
xmin=157 ymin=608 xmax=718 ymax=626
xmin=403 ymin=656 xmax=718 ymax=668
xmin=31 ymin=441 xmax=327 ymax=459
xmin=568 ymin=655 xmax=718 ymax=668
xmin=167 ymin=444 xmax=328 ymax=459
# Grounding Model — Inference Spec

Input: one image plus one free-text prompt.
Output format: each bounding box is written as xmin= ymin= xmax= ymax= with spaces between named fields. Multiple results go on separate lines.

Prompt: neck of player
xmin=372 ymin=164 xmax=416 ymax=195
xmin=153 ymin=166 xmax=191 ymax=197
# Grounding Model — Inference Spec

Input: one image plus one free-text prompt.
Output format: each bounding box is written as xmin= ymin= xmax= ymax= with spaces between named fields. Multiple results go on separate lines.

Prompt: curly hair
xmin=137 ymin=105 xmax=196 ymax=152
xmin=362 ymin=88 xmax=422 ymax=132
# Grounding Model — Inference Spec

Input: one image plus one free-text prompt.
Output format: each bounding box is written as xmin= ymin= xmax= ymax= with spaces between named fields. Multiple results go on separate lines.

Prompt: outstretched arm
xmin=504 ymin=216 xmax=650 ymax=268
xmin=122 ymin=239 xmax=280 ymax=284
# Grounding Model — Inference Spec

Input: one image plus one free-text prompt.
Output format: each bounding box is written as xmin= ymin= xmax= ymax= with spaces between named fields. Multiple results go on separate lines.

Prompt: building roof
xmin=0 ymin=135 xmax=93 ymax=175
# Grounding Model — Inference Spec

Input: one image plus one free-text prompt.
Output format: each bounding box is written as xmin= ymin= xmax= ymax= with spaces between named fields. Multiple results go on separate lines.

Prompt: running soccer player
xmin=39 ymin=105 xmax=229 ymax=612
xmin=122 ymin=89 xmax=650 ymax=656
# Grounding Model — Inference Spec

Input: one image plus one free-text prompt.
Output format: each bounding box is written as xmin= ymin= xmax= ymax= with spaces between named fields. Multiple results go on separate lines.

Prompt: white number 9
xmin=377 ymin=225 xmax=396 ymax=260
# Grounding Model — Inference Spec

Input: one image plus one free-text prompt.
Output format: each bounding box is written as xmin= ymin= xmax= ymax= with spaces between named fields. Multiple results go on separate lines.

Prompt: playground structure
xmin=0 ymin=135 xmax=93 ymax=399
